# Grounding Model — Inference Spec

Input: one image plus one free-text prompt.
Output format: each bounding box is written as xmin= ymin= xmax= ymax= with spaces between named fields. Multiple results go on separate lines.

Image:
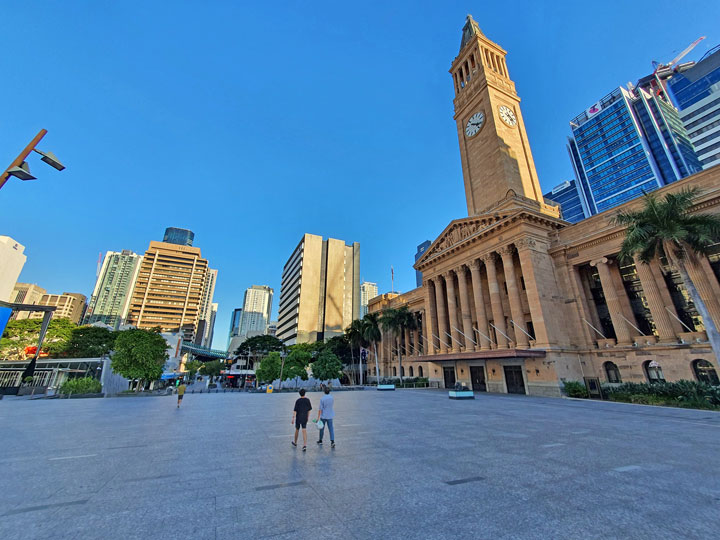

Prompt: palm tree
xmin=379 ymin=305 xmax=418 ymax=384
xmin=361 ymin=313 xmax=382 ymax=385
xmin=614 ymin=187 xmax=720 ymax=360
xmin=345 ymin=319 xmax=366 ymax=385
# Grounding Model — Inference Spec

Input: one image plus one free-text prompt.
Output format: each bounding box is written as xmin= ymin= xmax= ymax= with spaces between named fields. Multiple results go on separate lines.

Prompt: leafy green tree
xmin=380 ymin=306 xmax=418 ymax=384
xmin=615 ymin=188 xmax=720 ymax=361
xmin=311 ymin=349 xmax=343 ymax=383
xmin=0 ymin=318 xmax=75 ymax=360
xmin=234 ymin=335 xmax=284 ymax=356
xmin=201 ymin=359 xmax=224 ymax=381
xmin=63 ymin=326 xmax=117 ymax=358
xmin=111 ymin=329 xmax=168 ymax=390
xmin=345 ymin=319 xmax=366 ymax=384
xmin=322 ymin=335 xmax=351 ymax=365
xmin=361 ymin=313 xmax=382 ymax=384
xmin=184 ymin=360 xmax=203 ymax=380
xmin=255 ymin=351 xmax=282 ymax=383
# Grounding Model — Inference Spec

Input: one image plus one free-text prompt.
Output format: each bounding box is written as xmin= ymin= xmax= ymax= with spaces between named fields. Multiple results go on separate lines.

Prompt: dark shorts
xmin=295 ymin=419 xmax=307 ymax=429
xmin=178 ymin=394 xmax=184 ymax=400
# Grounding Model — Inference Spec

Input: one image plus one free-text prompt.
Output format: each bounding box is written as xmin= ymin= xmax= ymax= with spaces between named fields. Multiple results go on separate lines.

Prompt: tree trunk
xmin=373 ymin=342 xmax=380 ymax=384
xmin=349 ymin=347 xmax=356 ymax=385
xmin=397 ymin=334 xmax=403 ymax=385
xmin=665 ymin=245 xmax=720 ymax=362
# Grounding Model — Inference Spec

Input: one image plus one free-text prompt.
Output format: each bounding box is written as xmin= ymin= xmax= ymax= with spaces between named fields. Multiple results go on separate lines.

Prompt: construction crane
xmin=644 ymin=36 xmax=706 ymax=102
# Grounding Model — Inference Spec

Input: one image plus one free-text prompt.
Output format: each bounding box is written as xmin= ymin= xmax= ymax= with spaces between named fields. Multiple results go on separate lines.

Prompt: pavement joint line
xmin=541 ymin=443 xmax=566 ymax=447
xmin=4 ymin=499 xmax=89 ymax=516
xmin=255 ymin=480 xmax=307 ymax=491
xmin=48 ymin=454 xmax=98 ymax=461
xmin=613 ymin=465 xmax=642 ymax=472
xmin=445 ymin=476 xmax=485 ymax=486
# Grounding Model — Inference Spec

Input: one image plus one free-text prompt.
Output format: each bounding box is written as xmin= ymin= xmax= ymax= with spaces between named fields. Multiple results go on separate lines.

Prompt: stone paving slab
xmin=1 ymin=390 xmax=719 ymax=539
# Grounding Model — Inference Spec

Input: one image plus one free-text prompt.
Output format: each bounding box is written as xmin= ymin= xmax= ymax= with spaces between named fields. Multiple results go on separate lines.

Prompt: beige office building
xmin=10 ymin=283 xmax=47 ymax=320
xmin=30 ymin=292 xmax=87 ymax=324
xmin=277 ymin=234 xmax=360 ymax=345
xmin=126 ymin=241 xmax=210 ymax=342
xmin=0 ymin=236 xmax=27 ymax=302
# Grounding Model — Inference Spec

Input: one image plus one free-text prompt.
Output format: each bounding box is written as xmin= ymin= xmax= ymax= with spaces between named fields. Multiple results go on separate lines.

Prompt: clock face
xmin=498 ymin=105 xmax=517 ymax=127
xmin=465 ymin=111 xmax=485 ymax=137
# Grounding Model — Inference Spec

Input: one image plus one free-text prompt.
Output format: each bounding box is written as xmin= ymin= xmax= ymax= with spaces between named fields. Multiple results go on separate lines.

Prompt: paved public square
xmin=1 ymin=389 xmax=719 ymax=540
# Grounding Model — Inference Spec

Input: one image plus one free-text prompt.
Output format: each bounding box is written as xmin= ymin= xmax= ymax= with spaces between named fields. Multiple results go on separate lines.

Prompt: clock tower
xmin=451 ymin=15 xmax=557 ymax=217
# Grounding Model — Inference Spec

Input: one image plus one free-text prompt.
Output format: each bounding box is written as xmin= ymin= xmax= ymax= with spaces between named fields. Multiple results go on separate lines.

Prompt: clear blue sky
xmin=1 ymin=1 xmax=718 ymax=348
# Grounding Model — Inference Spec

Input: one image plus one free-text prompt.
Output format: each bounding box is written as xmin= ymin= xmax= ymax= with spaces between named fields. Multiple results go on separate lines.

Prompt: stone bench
xmin=377 ymin=384 xmax=396 ymax=391
xmin=448 ymin=390 xmax=474 ymax=400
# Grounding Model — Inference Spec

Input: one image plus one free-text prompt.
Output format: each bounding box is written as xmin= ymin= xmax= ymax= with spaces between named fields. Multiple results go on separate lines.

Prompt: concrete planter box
xmin=448 ymin=390 xmax=474 ymax=400
xmin=377 ymin=384 xmax=396 ymax=391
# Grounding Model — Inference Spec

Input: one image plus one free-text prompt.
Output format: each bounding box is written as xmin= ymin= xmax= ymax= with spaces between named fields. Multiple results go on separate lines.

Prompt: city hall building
xmin=368 ymin=16 xmax=720 ymax=396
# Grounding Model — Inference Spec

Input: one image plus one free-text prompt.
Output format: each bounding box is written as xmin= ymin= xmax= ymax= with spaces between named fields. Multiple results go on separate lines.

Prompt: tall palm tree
xmin=361 ymin=313 xmax=382 ymax=384
xmin=614 ymin=187 xmax=720 ymax=360
xmin=345 ymin=319 xmax=366 ymax=385
xmin=379 ymin=305 xmax=418 ymax=384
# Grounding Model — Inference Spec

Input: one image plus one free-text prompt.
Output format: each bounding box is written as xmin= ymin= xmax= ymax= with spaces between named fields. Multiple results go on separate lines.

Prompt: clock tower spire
xmin=451 ymin=15 xmax=558 ymax=217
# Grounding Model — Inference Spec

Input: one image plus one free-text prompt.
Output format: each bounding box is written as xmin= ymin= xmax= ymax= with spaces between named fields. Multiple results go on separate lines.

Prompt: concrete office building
xmin=237 ymin=285 xmax=273 ymax=342
xmin=197 ymin=268 xmax=218 ymax=346
xmin=9 ymin=283 xmax=47 ymax=320
xmin=84 ymin=250 xmax=143 ymax=329
xmin=0 ymin=236 xmax=27 ymax=302
xmin=163 ymin=227 xmax=194 ymax=247
xmin=277 ymin=234 xmax=360 ymax=345
xmin=126 ymin=241 xmax=210 ymax=342
xmin=668 ymin=45 xmax=720 ymax=170
xmin=360 ymin=281 xmax=378 ymax=317
xmin=204 ymin=302 xmax=218 ymax=348
xmin=30 ymin=293 xmax=87 ymax=324
xmin=543 ymin=179 xmax=590 ymax=223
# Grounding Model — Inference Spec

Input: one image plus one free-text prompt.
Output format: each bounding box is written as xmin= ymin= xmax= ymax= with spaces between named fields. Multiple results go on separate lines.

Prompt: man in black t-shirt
xmin=292 ymin=388 xmax=312 ymax=451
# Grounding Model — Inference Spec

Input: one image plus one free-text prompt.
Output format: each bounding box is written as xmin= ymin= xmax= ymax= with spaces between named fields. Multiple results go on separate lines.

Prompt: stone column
xmin=590 ymin=257 xmax=632 ymax=345
xmin=649 ymin=259 xmax=684 ymax=335
xmin=456 ymin=266 xmax=475 ymax=350
xmin=686 ymin=257 xmax=720 ymax=327
xmin=482 ymin=253 xmax=508 ymax=348
xmin=499 ymin=246 xmax=529 ymax=348
xmin=403 ymin=328 xmax=411 ymax=357
xmin=469 ymin=259 xmax=490 ymax=350
xmin=444 ymin=271 xmax=461 ymax=352
xmin=412 ymin=328 xmax=420 ymax=356
xmin=423 ymin=280 xmax=436 ymax=355
xmin=434 ymin=275 xmax=449 ymax=353
xmin=634 ymin=256 xmax=677 ymax=342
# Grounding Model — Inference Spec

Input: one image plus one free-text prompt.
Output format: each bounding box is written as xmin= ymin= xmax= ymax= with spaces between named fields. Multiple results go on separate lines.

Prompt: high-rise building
xmin=237 ymin=285 xmax=273 ymax=341
xmin=9 ymin=283 xmax=47 ymax=320
xmin=277 ymin=234 xmax=360 ymax=345
xmin=203 ymin=303 xmax=218 ymax=348
xmin=568 ymin=86 xmax=702 ymax=215
xmin=198 ymin=268 xmax=218 ymax=345
xmin=543 ymin=180 xmax=590 ymax=223
xmin=228 ymin=308 xmax=243 ymax=342
xmin=267 ymin=321 xmax=278 ymax=337
xmin=360 ymin=281 xmax=378 ymax=317
xmin=126 ymin=241 xmax=210 ymax=341
xmin=84 ymin=250 xmax=143 ymax=329
xmin=667 ymin=45 xmax=720 ymax=170
xmin=30 ymin=293 xmax=87 ymax=324
xmin=414 ymin=241 xmax=431 ymax=287
xmin=0 ymin=236 xmax=27 ymax=302
xmin=163 ymin=227 xmax=194 ymax=247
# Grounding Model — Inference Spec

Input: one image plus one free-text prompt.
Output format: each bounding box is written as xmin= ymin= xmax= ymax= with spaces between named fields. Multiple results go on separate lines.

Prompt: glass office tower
xmin=543 ymin=179 xmax=590 ymax=223
xmin=163 ymin=227 xmax=195 ymax=246
xmin=568 ymin=86 xmax=701 ymax=215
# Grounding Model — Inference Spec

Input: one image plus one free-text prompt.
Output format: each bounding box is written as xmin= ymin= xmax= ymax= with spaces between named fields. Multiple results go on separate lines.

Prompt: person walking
xmin=292 ymin=388 xmax=312 ymax=451
xmin=316 ymin=386 xmax=335 ymax=448
xmin=176 ymin=382 xmax=186 ymax=408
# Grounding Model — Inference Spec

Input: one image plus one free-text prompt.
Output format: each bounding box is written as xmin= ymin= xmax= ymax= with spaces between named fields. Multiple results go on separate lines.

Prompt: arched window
xmin=643 ymin=360 xmax=665 ymax=384
xmin=604 ymin=361 xmax=622 ymax=383
xmin=418 ymin=365 xmax=424 ymax=378
xmin=692 ymin=359 xmax=719 ymax=385
xmin=409 ymin=366 xmax=414 ymax=377
xmin=393 ymin=367 xmax=397 ymax=376
xmin=401 ymin=366 xmax=405 ymax=377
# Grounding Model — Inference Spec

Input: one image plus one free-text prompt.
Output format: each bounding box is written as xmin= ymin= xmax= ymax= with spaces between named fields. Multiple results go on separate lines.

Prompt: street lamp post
xmin=278 ymin=351 xmax=287 ymax=390
xmin=1 ymin=129 xmax=65 ymax=191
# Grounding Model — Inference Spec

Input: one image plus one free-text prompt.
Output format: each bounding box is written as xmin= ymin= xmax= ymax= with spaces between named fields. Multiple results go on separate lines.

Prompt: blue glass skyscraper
xmin=543 ymin=179 xmax=590 ymax=223
xmin=415 ymin=240 xmax=431 ymax=287
xmin=163 ymin=227 xmax=195 ymax=246
xmin=568 ymin=86 xmax=701 ymax=215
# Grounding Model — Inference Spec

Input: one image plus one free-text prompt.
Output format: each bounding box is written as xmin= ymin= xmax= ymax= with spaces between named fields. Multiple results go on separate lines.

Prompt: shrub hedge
xmin=59 ymin=377 xmax=102 ymax=395
xmin=563 ymin=381 xmax=589 ymax=398
xmin=603 ymin=380 xmax=720 ymax=410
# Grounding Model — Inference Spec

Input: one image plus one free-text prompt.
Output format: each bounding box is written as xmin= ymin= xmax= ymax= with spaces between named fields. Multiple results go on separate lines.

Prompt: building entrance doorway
xmin=443 ymin=366 xmax=456 ymax=389
xmin=470 ymin=366 xmax=486 ymax=391
xmin=503 ymin=365 xmax=526 ymax=394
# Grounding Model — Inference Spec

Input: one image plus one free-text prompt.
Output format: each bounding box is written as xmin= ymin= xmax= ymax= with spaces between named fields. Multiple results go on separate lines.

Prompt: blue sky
xmin=1 ymin=1 xmax=718 ymax=348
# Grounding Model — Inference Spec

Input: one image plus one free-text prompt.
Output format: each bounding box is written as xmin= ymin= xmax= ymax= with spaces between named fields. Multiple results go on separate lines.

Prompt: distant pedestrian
xmin=292 ymin=388 xmax=312 ymax=451
xmin=177 ymin=382 xmax=186 ymax=408
xmin=316 ymin=386 xmax=335 ymax=448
